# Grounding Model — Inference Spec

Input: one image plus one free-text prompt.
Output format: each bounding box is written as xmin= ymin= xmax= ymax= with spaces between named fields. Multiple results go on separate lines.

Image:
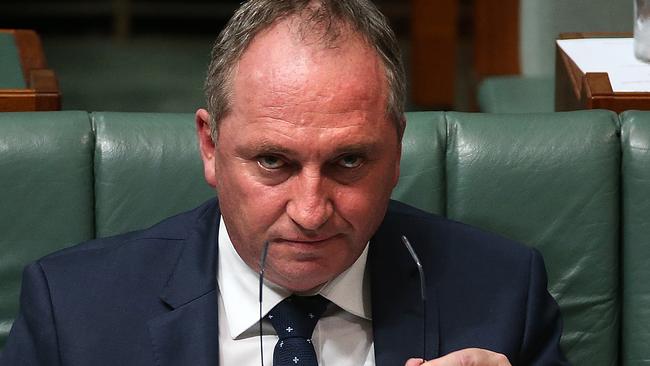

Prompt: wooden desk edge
xmin=555 ymin=32 xmax=650 ymax=112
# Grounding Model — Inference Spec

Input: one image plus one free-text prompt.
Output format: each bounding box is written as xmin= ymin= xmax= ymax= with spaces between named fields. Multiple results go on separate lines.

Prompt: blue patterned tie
xmin=266 ymin=295 xmax=329 ymax=366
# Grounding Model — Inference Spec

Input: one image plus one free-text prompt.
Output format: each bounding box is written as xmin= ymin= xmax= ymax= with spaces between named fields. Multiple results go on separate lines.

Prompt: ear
xmin=196 ymin=108 xmax=218 ymax=188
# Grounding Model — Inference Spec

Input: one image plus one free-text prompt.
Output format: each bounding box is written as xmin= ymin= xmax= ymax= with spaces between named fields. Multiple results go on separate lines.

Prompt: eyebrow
xmin=330 ymin=142 xmax=380 ymax=157
xmin=242 ymin=141 xmax=295 ymax=156
xmin=236 ymin=139 xmax=381 ymax=158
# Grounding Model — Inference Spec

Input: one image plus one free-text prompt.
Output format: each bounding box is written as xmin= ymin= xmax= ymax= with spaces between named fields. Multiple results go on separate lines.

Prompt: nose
xmin=286 ymin=169 xmax=333 ymax=231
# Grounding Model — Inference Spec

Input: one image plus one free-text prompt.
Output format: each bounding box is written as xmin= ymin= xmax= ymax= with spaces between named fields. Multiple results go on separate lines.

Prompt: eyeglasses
xmin=256 ymin=235 xmax=428 ymax=365
xmin=258 ymin=241 xmax=270 ymax=366
xmin=402 ymin=235 xmax=427 ymax=361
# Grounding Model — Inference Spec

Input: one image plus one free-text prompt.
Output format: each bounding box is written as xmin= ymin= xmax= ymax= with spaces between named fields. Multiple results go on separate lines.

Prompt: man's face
xmin=197 ymin=20 xmax=401 ymax=292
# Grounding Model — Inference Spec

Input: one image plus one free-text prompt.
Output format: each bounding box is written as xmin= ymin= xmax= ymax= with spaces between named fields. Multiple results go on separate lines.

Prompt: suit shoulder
xmin=386 ymin=199 xmax=440 ymax=221
xmin=386 ymin=199 xmax=533 ymax=260
xmin=38 ymin=199 xmax=218 ymax=266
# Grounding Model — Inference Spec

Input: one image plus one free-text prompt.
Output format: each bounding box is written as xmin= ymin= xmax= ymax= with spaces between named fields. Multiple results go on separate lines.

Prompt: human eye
xmin=336 ymin=154 xmax=364 ymax=169
xmin=257 ymin=155 xmax=286 ymax=170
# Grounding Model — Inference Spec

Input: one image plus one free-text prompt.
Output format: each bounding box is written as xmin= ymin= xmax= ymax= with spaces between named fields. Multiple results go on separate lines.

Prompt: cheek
xmin=336 ymin=158 xmax=399 ymax=231
xmin=216 ymin=165 xmax=289 ymax=229
xmin=216 ymin=169 xmax=291 ymax=268
xmin=333 ymin=181 xmax=391 ymax=233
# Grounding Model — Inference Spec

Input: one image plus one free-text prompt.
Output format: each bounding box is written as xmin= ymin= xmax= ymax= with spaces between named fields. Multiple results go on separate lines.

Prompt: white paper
xmin=556 ymin=38 xmax=650 ymax=92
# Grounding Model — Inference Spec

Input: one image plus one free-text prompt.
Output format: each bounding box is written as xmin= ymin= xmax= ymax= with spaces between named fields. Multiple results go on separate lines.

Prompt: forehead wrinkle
xmin=239 ymin=123 xmax=384 ymax=156
xmin=253 ymin=96 xmax=380 ymax=128
xmin=258 ymin=116 xmax=371 ymax=130
xmin=247 ymin=103 xmax=376 ymax=132
xmin=258 ymin=72 xmax=382 ymax=106
xmin=299 ymin=117 xmax=368 ymax=130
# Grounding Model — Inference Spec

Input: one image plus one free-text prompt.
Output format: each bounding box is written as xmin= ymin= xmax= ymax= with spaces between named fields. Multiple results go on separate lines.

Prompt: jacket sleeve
xmin=521 ymin=249 xmax=571 ymax=366
xmin=0 ymin=262 xmax=61 ymax=366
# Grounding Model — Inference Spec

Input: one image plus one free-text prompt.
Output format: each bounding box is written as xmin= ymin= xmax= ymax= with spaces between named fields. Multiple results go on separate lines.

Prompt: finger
xmin=421 ymin=348 xmax=511 ymax=366
xmin=405 ymin=358 xmax=425 ymax=366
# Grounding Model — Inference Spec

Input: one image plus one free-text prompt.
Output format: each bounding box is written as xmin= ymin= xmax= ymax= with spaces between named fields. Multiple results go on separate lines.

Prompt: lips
xmin=283 ymin=238 xmax=330 ymax=244
xmin=275 ymin=233 xmax=341 ymax=245
xmin=280 ymin=237 xmax=331 ymax=244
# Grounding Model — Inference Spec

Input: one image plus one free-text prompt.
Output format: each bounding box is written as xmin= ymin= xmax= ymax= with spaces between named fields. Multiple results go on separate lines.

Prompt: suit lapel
xmin=148 ymin=202 xmax=221 ymax=366
xmin=145 ymin=200 xmax=439 ymax=366
xmin=370 ymin=206 xmax=440 ymax=365
xmin=148 ymin=290 xmax=219 ymax=366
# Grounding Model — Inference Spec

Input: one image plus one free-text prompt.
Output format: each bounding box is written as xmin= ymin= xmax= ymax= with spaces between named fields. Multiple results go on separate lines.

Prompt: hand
xmin=405 ymin=348 xmax=511 ymax=366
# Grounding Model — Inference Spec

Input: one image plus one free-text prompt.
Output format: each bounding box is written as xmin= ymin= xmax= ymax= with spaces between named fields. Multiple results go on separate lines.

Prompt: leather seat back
xmin=92 ymin=112 xmax=214 ymax=238
xmin=0 ymin=111 xmax=94 ymax=348
xmin=391 ymin=112 xmax=447 ymax=215
xmin=444 ymin=110 xmax=620 ymax=365
xmin=621 ymin=111 xmax=650 ymax=366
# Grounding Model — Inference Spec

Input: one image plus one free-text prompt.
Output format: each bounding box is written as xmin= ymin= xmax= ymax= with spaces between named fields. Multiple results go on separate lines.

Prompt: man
xmin=0 ymin=0 xmax=568 ymax=365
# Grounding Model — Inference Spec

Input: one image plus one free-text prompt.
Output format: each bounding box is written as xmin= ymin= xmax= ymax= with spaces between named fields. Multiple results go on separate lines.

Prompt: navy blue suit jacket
xmin=1 ymin=199 xmax=568 ymax=365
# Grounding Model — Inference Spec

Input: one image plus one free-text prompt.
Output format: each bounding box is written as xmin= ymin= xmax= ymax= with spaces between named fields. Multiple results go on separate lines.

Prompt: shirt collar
xmin=217 ymin=217 xmax=371 ymax=340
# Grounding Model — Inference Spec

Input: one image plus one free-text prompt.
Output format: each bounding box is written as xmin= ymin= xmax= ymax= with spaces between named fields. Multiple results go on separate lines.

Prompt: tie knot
xmin=266 ymin=295 xmax=329 ymax=340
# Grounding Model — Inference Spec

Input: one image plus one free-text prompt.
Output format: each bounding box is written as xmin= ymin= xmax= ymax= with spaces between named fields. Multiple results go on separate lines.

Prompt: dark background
xmin=1 ymin=0 xmax=474 ymax=112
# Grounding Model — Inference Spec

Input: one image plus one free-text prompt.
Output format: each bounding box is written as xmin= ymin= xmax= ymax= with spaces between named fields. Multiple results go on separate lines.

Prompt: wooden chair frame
xmin=0 ymin=29 xmax=61 ymax=111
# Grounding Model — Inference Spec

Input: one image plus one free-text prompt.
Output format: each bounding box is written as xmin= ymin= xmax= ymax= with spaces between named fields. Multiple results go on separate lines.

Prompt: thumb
xmin=422 ymin=353 xmax=458 ymax=366
xmin=405 ymin=358 xmax=425 ymax=366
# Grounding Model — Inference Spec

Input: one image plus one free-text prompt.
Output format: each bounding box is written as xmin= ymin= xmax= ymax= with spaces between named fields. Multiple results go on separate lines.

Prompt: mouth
xmin=274 ymin=234 xmax=341 ymax=246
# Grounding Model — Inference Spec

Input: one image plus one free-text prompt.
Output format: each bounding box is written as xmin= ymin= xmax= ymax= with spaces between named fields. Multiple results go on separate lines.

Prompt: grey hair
xmin=203 ymin=0 xmax=406 ymax=142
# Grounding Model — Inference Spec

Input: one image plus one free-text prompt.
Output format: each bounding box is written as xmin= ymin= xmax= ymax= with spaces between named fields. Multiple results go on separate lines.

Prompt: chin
xmin=270 ymin=260 xmax=338 ymax=292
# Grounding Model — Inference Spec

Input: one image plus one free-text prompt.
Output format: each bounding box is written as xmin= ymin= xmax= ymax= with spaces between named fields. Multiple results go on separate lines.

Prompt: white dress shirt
xmin=217 ymin=217 xmax=375 ymax=366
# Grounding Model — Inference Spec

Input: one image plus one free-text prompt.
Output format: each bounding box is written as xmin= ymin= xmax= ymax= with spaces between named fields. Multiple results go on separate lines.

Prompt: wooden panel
xmin=411 ymin=0 xmax=458 ymax=107
xmin=473 ymin=0 xmax=520 ymax=79
xmin=0 ymin=29 xmax=60 ymax=111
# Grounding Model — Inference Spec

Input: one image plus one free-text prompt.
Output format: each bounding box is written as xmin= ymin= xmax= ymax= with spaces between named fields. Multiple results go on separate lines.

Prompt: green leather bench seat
xmin=0 ymin=110 xmax=646 ymax=365
xmin=621 ymin=111 xmax=650 ymax=366
xmin=477 ymin=76 xmax=554 ymax=113
xmin=0 ymin=111 xmax=94 ymax=348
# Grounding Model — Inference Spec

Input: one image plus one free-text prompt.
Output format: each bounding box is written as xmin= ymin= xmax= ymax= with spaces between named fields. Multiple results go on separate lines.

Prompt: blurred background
xmin=1 ymin=0 xmax=472 ymax=112
xmin=0 ymin=0 xmax=634 ymax=113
